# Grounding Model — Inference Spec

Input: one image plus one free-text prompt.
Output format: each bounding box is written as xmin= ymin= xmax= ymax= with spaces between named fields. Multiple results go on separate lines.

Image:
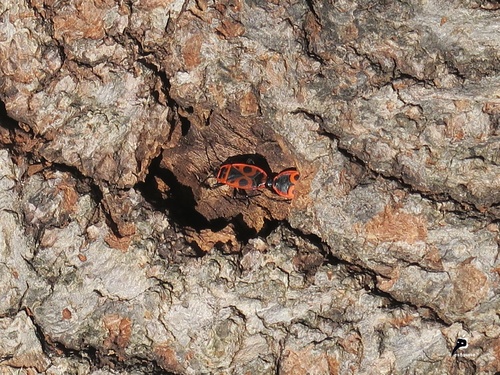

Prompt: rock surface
xmin=0 ymin=0 xmax=499 ymax=374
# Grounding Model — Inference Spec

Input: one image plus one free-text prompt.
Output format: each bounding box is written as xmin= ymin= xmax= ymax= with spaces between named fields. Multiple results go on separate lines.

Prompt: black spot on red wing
xmin=226 ymin=166 xmax=265 ymax=189
xmin=226 ymin=165 xmax=246 ymax=184
xmin=216 ymin=163 xmax=269 ymax=190
xmin=242 ymin=165 xmax=253 ymax=174
xmin=239 ymin=164 xmax=265 ymax=179
xmin=237 ymin=164 xmax=268 ymax=189
xmin=237 ymin=178 xmax=250 ymax=188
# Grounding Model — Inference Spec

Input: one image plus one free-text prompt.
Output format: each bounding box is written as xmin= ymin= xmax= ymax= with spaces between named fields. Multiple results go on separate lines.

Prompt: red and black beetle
xmin=214 ymin=154 xmax=299 ymax=200
xmin=215 ymin=162 xmax=268 ymax=191
xmin=268 ymin=168 xmax=300 ymax=199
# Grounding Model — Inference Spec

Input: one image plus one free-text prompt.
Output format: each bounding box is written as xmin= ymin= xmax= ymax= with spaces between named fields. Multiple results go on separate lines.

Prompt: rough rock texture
xmin=0 ymin=0 xmax=499 ymax=374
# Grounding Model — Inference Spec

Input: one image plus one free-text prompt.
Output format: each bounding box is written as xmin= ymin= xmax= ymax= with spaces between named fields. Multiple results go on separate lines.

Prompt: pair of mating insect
xmin=215 ymin=161 xmax=299 ymax=199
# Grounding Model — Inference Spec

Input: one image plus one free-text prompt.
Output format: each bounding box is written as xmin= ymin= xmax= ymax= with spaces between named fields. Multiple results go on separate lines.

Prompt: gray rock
xmin=0 ymin=0 xmax=499 ymax=373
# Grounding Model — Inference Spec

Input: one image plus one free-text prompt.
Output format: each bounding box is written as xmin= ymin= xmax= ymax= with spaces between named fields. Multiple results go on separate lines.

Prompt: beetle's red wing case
xmin=216 ymin=163 xmax=268 ymax=190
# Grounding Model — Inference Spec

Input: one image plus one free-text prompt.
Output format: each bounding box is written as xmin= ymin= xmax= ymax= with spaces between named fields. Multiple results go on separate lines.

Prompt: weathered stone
xmin=1 ymin=0 xmax=499 ymax=373
xmin=0 ymin=311 xmax=50 ymax=372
